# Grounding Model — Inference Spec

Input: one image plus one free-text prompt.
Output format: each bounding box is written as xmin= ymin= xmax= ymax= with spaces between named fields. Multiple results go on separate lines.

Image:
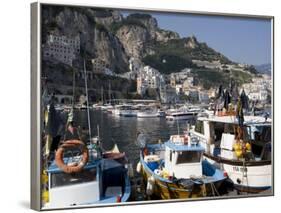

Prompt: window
xmin=195 ymin=120 xmax=204 ymax=134
xmin=51 ymin=168 xmax=97 ymax=188
xmin=176 ymin=151 xmax=202 ymax=164
xmin=213 ymin=122 xmax=224 ymax=141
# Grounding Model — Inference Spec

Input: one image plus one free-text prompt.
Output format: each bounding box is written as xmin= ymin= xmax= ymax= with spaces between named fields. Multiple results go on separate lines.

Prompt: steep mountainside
xmin=42 ymin=5 xmax=258 ymax=94
xmin=42 ymin=6 xmax=235 ymax=74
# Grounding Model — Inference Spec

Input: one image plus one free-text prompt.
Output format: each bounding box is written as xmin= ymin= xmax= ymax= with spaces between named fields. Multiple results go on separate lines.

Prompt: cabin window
xmin=176 ymin=151 xmax=202 ymax=164
xmin=51 ymin=168 xmax=97 ymax=188
xmin=224 ymin=124 xmax=235 ymax=134
xmin=213 ymin=122 xmax=224 ymax=142
xmin=195 ymin=121 xmax=204 ymax=134
xmin=250 ymin=126 xmax=271 ymax=160
xmin=252 ymin=126 xmax=271 ymax=142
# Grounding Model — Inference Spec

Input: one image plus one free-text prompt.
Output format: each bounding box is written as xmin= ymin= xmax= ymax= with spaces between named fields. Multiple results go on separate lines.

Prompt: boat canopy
xmin=47 ymin=158 xmax=99 ymax=174
xmin=165 ymin=141 xmax=205 ymax=152
xmin=197 ymin=115 xmax=271 ymax=126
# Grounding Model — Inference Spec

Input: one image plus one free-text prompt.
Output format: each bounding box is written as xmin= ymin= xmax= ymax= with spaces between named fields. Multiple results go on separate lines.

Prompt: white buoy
xmin=146 ymin=176 xmax=155 ymax=195
xmin=127 ymin=163 xmax=134 ymax=178
xmin=136 ymin=161 xmax=142 ymax=173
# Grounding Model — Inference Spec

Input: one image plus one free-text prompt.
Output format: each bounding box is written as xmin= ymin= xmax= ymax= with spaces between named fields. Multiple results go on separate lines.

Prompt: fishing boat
xmin=136 ymin=133 xmax=226 ymax=199
xmin=43 ymin=141 xmax=131 ymax=209
xmin=190 ymin=114 xmax=272 ymax=193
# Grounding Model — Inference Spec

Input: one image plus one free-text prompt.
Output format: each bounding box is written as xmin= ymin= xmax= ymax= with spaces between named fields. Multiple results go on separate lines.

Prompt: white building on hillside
xmin=198 ymin=91 xmax=209 ymax=103
xmin=43 ymin=34 xmax=80 ymax=66
xmin=137 ymin=66 xmax=165 ymax=95
xmin=242 ymin=76 xmax=271 ymax=102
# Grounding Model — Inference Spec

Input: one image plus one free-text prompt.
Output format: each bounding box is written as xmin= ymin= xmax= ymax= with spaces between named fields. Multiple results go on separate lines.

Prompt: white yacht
xmin=166 ymin=107 xmax=200 ymax=121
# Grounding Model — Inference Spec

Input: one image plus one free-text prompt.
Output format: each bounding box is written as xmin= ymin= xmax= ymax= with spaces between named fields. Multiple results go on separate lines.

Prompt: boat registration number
xmin=233 ymin=166 xmax=247 ymax=172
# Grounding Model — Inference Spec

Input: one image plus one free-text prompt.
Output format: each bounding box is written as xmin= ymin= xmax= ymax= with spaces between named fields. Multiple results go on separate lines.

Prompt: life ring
xmin=55 ymin=140 xmax=89 ymax=173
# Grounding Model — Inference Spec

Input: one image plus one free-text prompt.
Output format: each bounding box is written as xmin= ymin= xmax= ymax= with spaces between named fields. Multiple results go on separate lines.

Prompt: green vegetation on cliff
xmin=191 ymin=68 xmax=253 ymax=89
xmin=143 ymin=37 xmax=231 ymax=74
xmin=143 ymin=53 xmax=194 ymax=75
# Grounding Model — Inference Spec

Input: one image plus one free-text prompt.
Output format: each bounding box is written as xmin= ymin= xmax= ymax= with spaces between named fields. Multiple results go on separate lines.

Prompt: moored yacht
xmin=166 ymin=107 xmax=200 ymax=121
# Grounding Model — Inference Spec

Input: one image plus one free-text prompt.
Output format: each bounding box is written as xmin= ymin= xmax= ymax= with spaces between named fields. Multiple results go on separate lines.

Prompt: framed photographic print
xmin=31 ymin=1 xmax=274 ymax=210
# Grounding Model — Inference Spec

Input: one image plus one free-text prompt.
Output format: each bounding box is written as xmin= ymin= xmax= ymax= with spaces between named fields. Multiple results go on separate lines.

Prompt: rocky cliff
xmin=42 ymin=6 xmax=129 ymax=73
xmin=42 ymin=5 xmax=257 ymax=78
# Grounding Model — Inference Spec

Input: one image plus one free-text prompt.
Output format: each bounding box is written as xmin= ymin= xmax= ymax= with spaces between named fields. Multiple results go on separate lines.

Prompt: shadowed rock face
xmin=42 ymin=6 xmax=129 ymax=73
xmin=116 ymin=25 xmax=150 ymax=59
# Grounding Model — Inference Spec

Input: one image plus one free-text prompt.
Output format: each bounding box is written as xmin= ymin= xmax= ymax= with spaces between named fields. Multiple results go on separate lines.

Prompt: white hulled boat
xmin=166 ymin=107 xmax=200 ymax=121
xmin=190 ymin=114 xmax=272 ymax=193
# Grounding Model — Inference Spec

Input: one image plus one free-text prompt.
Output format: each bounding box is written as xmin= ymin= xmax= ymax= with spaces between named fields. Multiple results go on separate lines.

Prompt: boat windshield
xmin=176 ymin=151 xmax=202 ymax=164
xmin=51 ymin=168 xmax=97 ymax=188
xmin=194 ymin=120 xmax=204 ymax=135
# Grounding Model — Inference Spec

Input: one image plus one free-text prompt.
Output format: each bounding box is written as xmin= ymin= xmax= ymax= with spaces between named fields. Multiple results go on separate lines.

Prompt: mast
xmin=108 ymin=82 xmax=111 ymax=104
xmin=101 ymin=86 xmax=104 ymax=104
xmin=84 ymin=60 xmax=92 ymax=142
xmin=72 ymin=68 xmax=76 ymax=109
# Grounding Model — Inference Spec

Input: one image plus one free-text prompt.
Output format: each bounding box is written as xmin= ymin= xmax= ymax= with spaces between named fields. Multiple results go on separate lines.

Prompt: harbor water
xmin=75 ymin=109 xmax=195 ymax=167
xmin=73 ymin=109 xmax=272 ymax=200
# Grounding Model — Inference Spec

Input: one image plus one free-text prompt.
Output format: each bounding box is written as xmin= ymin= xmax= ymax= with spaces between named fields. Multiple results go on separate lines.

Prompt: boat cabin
xmin=46 ymin=159 xmax=100 ymax=207
xmin=164 ymin=135 xmax=204 ymax=179
xmin=191 ymin=115 xmax=271 ymax=161
xmin=46 ymin=157 xmax=128 ymax=208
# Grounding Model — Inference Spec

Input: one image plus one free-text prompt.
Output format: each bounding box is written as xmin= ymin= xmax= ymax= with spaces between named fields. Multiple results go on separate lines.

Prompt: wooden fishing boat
xmin=102 ymin=144 xmax=128 ymax=164
xmin=190 ymin=115 xmax=272 ymax=193
xmin=137 ymin=134 xmax=226 ymax=199
xmin=43 ymin=142 xmax=131 ymax=209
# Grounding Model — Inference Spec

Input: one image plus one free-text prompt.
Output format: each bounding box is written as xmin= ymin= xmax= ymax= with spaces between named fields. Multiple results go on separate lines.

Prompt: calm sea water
xmin=75 ymin=109 xmax=195 ymax=166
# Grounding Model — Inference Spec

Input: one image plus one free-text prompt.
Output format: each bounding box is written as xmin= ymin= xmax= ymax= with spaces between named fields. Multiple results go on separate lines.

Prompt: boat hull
xmin=166 ymin=113 xmax=197 ymax=121
xmin=137 ymin=112 xmax=159 ymax=118
xmin=204 ymin=153 xmax=272 ymax=193
xmin=140 ymin=154 xmax=225 ymax=199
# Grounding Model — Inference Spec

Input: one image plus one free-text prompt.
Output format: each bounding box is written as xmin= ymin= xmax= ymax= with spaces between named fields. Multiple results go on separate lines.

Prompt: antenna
xmin=176 ymin=106 xmax=180 ymax=135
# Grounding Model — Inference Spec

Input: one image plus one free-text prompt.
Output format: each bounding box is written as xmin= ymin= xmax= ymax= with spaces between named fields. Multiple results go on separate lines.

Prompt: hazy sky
xmin=122 ymin=11 xmax=272 ymax=65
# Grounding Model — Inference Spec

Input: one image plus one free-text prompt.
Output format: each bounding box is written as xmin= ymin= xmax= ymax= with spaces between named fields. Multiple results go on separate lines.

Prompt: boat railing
xmin=190 ymin=131 xmax=209 ymax=152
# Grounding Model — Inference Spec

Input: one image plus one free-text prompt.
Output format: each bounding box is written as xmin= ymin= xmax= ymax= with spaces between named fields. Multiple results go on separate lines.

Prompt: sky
xmin=122 ymin=10 xmax=272 ymax=65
